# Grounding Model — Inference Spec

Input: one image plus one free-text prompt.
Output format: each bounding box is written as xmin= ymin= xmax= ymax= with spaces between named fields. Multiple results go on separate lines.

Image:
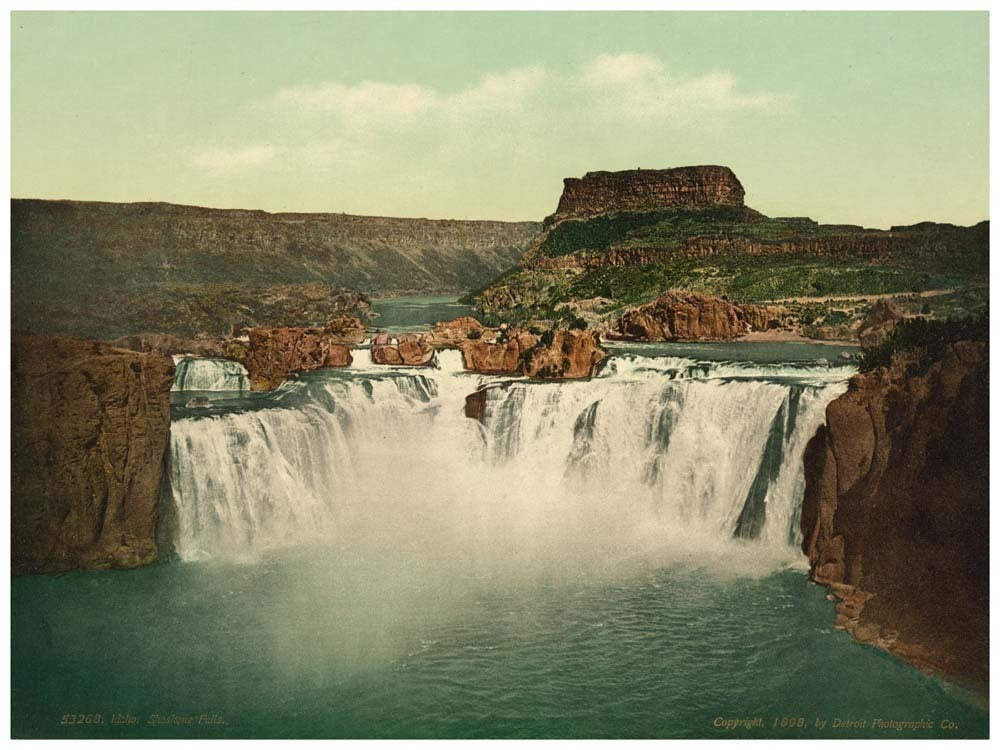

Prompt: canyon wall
xmin=546 ymin=166 xmax=745 ymax=227
xmin=800 ymin=341 xmax=988 ymax=688
xmin=12 ymin=199 xmax=540 ymax=339
xmin=12 ymin=336 xmax=175 ymax=575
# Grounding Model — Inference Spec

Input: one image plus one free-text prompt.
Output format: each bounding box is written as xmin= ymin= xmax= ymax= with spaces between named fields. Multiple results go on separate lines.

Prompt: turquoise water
xmin=371 ymin=295 xmax=480 ymax=331
xmin=11 ymin=552 xmax=986 ymax=739
xmin=10 ymin=335 xmax=987 ymax=739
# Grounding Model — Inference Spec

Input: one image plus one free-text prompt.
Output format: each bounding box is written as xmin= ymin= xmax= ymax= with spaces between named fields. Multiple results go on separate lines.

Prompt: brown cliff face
xmin=243 ymin=326 xmax=353 ymax=390
xmin=545 ymin=166 xmax=744 ymax=227
xmin=460 ymin=330 xmax=541 ymax=374
xmin=610 ymin=290 xmax=779 ymax=341
xmin=12 ymin=336 xmax=175 ymax=575
xmin=521 ymin=330 xmax=606 ymax=379
xmin=527 ymin=234 xmax=896 ymax=271
xmin=800 ymin=341 xmax=988 ymax=688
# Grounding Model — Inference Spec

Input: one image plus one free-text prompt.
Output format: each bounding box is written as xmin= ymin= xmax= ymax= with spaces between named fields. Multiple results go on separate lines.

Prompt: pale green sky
xmin=12 ymin=11 xmax=988 ymax=227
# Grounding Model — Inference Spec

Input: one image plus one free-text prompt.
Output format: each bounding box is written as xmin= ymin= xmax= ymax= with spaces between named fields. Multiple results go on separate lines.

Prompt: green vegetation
xmin=470 ymin=254 xmax=962 ymax=325
xmin=858 ymin=316 xmax=989 ymax=374
xmin=470 ymin=202 xmax=987 ymax=334
xmin=534 ymin=206 xmax=861 ymax=258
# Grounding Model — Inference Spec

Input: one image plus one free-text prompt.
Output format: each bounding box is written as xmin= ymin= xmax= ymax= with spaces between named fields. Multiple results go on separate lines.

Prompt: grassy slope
xmin=466 ymin=206 xmax=988 ymax=326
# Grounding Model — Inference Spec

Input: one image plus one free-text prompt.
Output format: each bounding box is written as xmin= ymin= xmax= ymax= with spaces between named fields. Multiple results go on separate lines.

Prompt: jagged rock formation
xmin=12 ymin=336 xmax=175 ymax=575
xmin=243 ymin=326 xmax=353 ymax=390
xmin=521 ymin=330 xmax=606 ymax=379
xmin=800 ymin=341 xmax=988 ymax=688
xmin=459 ymin=328 xmax=605 ymax=379
xmin=545 ymin=166 xmax=745 ymax=227
xmin=610 ymin=290 xmax=781 ymax=341
xmin=371 ymin=332 xmax=436 ymax=366
xmin=460 ymin=329 xmax=541 ymax=374
xmin=12 ymin=198 xmax=539 ymax=339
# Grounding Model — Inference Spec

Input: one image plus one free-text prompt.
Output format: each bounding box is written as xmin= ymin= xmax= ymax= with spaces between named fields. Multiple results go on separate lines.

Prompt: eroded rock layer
xmin=547 ymin=166 xmax=745 ymax=226
xmin=800 ymin=341 xmax=988 ymax=688
xmin=610 ymin=290 xmax=780 ymax=341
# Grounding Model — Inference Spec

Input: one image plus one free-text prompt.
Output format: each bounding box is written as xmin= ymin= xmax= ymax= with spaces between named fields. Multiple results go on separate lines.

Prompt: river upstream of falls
xmin=12 ymin=342 xmax=988 ymax=739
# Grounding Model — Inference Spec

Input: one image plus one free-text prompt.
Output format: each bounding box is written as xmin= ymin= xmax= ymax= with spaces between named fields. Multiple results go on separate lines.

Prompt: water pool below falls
xmin=11 ymin=346 xmax=987 ymax=739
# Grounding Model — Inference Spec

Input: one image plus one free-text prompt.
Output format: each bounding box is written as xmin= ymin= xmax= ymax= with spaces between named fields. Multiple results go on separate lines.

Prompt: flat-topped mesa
xmin=544 ymin=166 xmax=745 ymax=227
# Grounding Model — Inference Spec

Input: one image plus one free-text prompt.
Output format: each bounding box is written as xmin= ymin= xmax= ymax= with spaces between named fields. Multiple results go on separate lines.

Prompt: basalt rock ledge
xmin=800 ymin=340 xmax=988 ymax=689
xmin=12 ymin=336 xmax=175 ymax=575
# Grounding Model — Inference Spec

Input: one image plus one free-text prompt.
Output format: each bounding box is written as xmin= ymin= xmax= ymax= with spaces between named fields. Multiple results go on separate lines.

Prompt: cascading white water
xmin=172 ymin=357 xmax=249 ymax=392
xmin=166 ymin=348 xmax=848 ymax=565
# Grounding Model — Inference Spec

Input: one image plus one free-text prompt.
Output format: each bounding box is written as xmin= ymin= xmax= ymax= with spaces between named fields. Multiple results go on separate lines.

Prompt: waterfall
xmin=166 ymin=349 xmax=848 ymax=563
xmin=172 ymin=357 xmax=249 ymax=392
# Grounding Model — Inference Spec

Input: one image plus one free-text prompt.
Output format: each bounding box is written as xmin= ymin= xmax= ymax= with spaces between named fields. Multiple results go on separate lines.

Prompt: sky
xmin=11 ymin=11 xmax=989 ymax=228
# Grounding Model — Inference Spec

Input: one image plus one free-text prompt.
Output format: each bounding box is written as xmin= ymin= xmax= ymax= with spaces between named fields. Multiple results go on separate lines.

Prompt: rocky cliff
xmin=610 ymin=290 xmax=782 ymax=341
xmin=800 ymin=341 xmax=988 ymax=688
xmin=242 ymin=325 xmax=355 ymax=391
xmin=459 ymin=328 xmax=605 ymax=379
xmin=12 ymin=198 xmax=540 ymax=338
xmin=546 ymin=166 xmax=745 ymax=227
xmin=12 ymin=336 xmax=175 ymax=575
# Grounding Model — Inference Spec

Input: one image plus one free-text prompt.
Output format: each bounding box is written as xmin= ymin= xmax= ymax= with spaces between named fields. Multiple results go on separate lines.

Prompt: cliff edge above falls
xmin=544 ymin=166 xmax=745 ymax=227
xmin=800 ymin=339 xmax=988 ymax=689
xmin=12 ymin=336 xmax=175 ymax=575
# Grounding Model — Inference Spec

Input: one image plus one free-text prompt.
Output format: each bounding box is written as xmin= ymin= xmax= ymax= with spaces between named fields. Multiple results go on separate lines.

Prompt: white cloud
xmin=192 ymin=144 xmax=281 ymax=172
xmin=580 ymin=52 xmax=780 ymax=121
xmin=192 ymin=53 xmax=783 ymax=175
xmin=269 ymin=65 xmax=549 ymax=132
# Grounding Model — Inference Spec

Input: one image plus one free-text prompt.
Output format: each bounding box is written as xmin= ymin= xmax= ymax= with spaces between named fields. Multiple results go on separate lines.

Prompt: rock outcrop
xmin=429 ymin=316 xmax=486 ymax=347
xmin=521 ymin=330 xmax=606 ymax=379
xmin=324 ymin=316 xmax=368 ymax=346
xmin=371 ymin=333 xmax=436 ymax=366
xmin=243 ymin=326 xmax=353 ymax=390
xmin=610 ymin=290 xmax=780 ymax=341
xmin=460 ymin=329 xmax=541 ymax=374
xmin=800 ymin=341 xmax=988 ymax=688
xmin=856 ymin=300 xmax=905 ymax=349
xmin=546 ymin=166 xmax=745 ymax=227
xmin=459 ymin=328 xmax=605 ymax=379
xmin=12 ymin=336 xmax=175 ymax=575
